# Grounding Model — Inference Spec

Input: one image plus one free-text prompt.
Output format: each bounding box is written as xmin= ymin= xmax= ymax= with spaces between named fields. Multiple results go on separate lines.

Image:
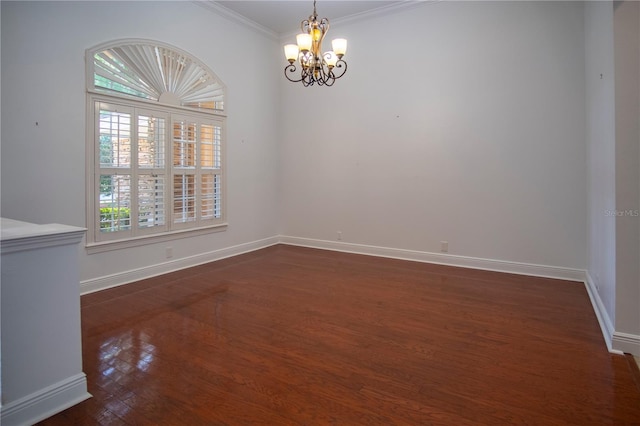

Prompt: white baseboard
xmin=613 ymin=331 xmax=640 ymax=355
xmin=584 ymin=272 xmax=619 ymax=353
xmin=0 ymin=373 xmax=91 ymax=426
xmin=583 ymin=273 xmax=640 ymax=356
xmin=282 ymin=237 xmax=640 ymax=355
xmin=279 ymin=236 xmax=587 ymax=282
xmin=81 ymin=236 xmax=280 ymax=295
xmin=80 ymin=234 xmax=638 ymax=357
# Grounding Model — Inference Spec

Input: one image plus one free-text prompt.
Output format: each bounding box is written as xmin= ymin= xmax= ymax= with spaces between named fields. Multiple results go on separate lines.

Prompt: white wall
xmin=581 ymin=1 xmax=639 ymax=355
xmin=585 ymin=1 xmax=617 ymax=329
xmin=280 ymin=1 xmax=587 ymax=270
xmin=1 ymin=1 xmax=281 ymax=285
xmin=0 ymin=0 xmax=634 ymax=373
xmin=1 ymin=1 xmax=596 ymax=285
xmin=613 ymin=0 xmax=639 ymax=345
xmin=1 ymin=221 xmax=89 ymax=425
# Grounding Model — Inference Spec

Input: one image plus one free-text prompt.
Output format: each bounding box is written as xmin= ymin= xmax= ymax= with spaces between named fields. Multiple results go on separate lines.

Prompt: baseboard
xmin=279 ymin=236 xmax=586 ymax=282
xmin=282 ymin=237 xmax=640 ymax=355
xmin=613 ymin=331 xmax=640 ymax=355
xmin=80 ymin=234 xmax=635 ymax=357
xmin=0 ymin=373 xmax=91 ymax=426
xmin=81 ymin=236 xmax=280 ymax=294
xmin=81 ymin=234 xmax=585 ymax=295
xmin=584 ymin=272 xmax=619 ymax=353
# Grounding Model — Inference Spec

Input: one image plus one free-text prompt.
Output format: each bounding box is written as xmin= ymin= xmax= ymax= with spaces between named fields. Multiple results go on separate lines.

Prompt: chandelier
xmin=283 ymin=0 xmax=348 ymax=87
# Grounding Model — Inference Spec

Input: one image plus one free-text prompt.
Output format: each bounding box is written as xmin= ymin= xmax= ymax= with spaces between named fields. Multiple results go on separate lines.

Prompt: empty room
xmin=1 ymin=0 xmax=639 ymax=424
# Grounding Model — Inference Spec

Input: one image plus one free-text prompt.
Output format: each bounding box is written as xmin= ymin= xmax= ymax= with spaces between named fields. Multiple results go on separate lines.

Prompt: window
xmin=86 ymin=40 xmax=226 ymax=250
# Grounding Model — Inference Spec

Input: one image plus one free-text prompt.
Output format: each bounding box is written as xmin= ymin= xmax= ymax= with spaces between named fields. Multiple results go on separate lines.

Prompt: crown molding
xmin=279 ymin=0 xmax=436 ymax=40
xmin=333 ymin=1 xmax=434 ymax=28
xmin=194 ymin=1 xmax=436 ymax=42
xmin=192 ymin=0 xmax=279 ymax=41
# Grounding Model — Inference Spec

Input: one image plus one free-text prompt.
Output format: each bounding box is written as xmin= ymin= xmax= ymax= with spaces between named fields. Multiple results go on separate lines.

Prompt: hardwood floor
xmin=38 ymin=245 xmax=640 ymax=425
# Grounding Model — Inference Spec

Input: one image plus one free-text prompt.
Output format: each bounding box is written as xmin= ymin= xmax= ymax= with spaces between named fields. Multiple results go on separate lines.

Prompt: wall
xmin=0 ymin=0 xmax=633 ymax=355
xmin=280 ymin=1 xmax=587 ymax=271
xmin=584 ymin=1 xmax=617 ymax=337
xmin=1 ymin=220 xmax=89 ymax=425
xmin=613 ymin=0 xmax=639 ymax=351
xmin=1 ymin=1 xmax=281 ymax=287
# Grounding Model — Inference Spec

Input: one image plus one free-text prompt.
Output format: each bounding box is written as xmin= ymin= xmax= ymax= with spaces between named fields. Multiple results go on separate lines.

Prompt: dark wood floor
xmin=38 ymin=245 xmax=640 ymax=425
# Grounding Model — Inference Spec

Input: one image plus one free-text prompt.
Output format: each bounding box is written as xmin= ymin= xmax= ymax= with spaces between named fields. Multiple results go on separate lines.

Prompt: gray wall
xmin=280 ymin=1 xmax=587 ymax=269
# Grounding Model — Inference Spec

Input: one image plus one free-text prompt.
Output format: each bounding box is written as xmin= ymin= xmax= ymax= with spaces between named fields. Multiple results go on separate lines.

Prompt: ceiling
xmin=212 ymin=1 xmax=406 ymax=36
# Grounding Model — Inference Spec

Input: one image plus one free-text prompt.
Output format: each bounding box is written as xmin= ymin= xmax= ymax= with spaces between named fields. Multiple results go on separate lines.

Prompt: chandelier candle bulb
xmin=297 ymin=34 xmax=312 ymax=52
xmin=332 ymin=38 xmax=347 ymax=58
xmin=284 ymin=44 xmax=299 ymax=63
xmin=283 ymin=0 xmax=348 ymax=87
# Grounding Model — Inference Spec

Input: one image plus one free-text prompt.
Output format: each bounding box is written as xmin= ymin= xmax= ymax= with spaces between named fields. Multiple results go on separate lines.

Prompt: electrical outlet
xmin=440 ymin=241 xmax=448 ymax=253
xmin=165 ymin=246 xmax=173 ymax=259
xmin=337 ymin=231 xmax=342 ymax=241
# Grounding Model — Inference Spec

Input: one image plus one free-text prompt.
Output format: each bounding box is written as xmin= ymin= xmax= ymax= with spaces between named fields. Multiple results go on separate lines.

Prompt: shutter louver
xmin=92 ymin=42 xmax=225 ymax=112
xmin=139 ymin=175 xmax=166 ymax=229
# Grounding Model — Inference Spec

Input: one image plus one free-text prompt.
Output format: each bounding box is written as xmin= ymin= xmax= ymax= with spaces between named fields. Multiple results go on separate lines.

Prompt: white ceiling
xmin=212 ymin=1 xmax=407 ymax=36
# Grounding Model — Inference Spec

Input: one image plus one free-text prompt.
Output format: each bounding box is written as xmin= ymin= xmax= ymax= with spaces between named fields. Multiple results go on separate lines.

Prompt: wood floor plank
xmin=37 ymin=245 xmax=640 ymax=425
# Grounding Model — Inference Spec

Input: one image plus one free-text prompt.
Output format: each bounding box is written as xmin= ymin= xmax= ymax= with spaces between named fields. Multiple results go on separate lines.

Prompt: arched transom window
xmin=86 ymin=39 xmax=227 ymax=250
xmin=91 ymin=40 xmax=225 ymax=111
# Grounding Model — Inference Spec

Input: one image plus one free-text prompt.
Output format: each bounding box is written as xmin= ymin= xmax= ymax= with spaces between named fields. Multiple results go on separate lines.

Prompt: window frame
xmin=86 ymin=92 xmax=227 ymax=253
xmin=86 ymin=40 xmax=227 ymax=253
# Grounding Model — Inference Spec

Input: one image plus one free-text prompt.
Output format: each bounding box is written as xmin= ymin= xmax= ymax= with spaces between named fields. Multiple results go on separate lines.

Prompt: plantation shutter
xmin=92 ymin=42 xmax=225 ymax=111
xmin=97 ymin=103 xmax=134 ymax=240
xmin=87 ymin=39 xmax=226 ymax=247
xmin=171 ymin=116 xmax=224 ymax=229
xmin=136 ymin=109 xmax=169 ymax=235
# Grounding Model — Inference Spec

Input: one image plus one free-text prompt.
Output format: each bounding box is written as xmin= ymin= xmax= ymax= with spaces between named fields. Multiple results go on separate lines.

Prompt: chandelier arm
xmin=302 ymin=74 xmax=313 ymax=87
xmin=323 ymin=64 xmax=333 ymax=84
xmin=304 ymin=51 xmax=314 ymax=70
xmin=320 ymin=62 xmax=334 ymax=86
xmin=301 ymin=19 xmax=310 ymax=33
xmin=284 ymin=64 xmax=305 ymax=83
xmin=301 ymin=67 xmax=314 ymax=86
xmin=320 ymin=18 xmax=329 ymax=33
xmin=331 ymin=59 xmax=348 ymax=79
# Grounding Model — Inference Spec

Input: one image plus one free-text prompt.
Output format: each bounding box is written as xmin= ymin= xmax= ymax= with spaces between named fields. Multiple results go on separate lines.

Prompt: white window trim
xmin=85 ymin=224 xmax=228 ymax=254
xmin=85 ymin=92 xmax=228 ymax=252
xmin=86 ymin=39 xmax=227 ymax=251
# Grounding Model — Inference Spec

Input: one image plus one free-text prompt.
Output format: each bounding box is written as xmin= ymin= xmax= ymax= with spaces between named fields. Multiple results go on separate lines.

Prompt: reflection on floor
xmin=35 ymin=245 xmax=640 ymax=424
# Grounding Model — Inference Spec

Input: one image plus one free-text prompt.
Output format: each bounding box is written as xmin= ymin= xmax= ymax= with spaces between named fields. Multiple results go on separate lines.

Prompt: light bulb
xmin=284 ymin=44 xmax=299 ymax=63
xmin=332 ymin=38 xmax=347 ymax=58
xmin=297 ymin=33 xmax=312 ymax=52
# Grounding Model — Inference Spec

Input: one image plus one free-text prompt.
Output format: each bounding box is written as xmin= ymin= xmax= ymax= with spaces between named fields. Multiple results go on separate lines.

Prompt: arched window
xmin=86 ymin=39 xmax=227 ymax=250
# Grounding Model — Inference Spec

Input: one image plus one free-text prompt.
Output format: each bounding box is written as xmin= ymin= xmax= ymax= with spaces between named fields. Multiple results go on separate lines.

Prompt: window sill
xmin=86 ymin=223 xmax=228 ymax=254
